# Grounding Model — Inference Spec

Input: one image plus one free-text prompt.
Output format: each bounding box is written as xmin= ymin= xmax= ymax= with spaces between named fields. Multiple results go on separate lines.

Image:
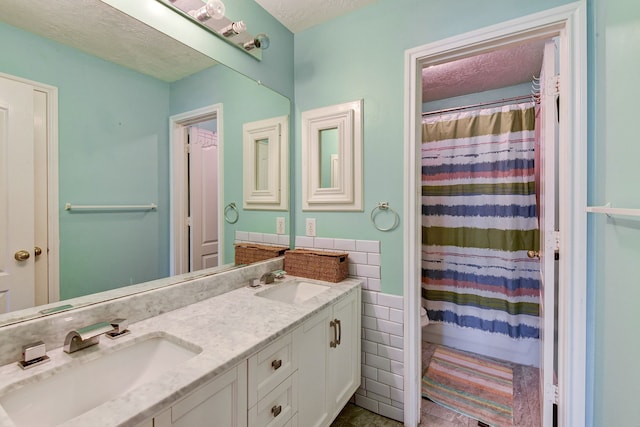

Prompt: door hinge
xmin=547 ymin=74 xmax=560 ymax=97
xmin=185 ymin=142 xmax=191 ymax=154
xmin=186 ymin=216 xmax=192 ymax=227
xmin=546 ymin=383 xmax=559 ymax=405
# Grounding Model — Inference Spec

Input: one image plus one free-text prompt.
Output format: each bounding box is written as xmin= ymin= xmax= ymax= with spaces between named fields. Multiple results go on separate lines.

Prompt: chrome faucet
xmin=63 ymin=319 xmax=128 ymax=354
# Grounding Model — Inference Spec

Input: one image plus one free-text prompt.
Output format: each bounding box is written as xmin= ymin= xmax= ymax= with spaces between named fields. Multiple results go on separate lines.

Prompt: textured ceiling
xmin=0 ymin=0 xmax=216 ymax=82
xmin=255 ymin=0 xmax=376 ymax=33
xmin=422 ymin=39 xmax=547 ymax=102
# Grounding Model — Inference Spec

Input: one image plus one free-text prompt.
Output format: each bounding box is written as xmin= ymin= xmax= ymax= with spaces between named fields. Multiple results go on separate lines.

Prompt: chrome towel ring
xmin=224 ymin=202 xmax=239 ymax=224
xmin=370 ymin=202 xmax=399 ymax=232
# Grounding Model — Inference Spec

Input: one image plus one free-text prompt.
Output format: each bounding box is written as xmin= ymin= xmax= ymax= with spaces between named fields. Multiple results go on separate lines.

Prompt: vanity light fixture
xmin=244 ymin=33 xmax=270 ymax=51
xmin=189 ymin=0 xmax=226 ymax=22
xmin=220 ymin=20 xmax=247 ymax=37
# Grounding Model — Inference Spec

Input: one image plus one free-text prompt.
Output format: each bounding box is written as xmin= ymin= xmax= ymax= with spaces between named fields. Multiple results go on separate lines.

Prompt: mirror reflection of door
xmin=0 ymin=75 xmax=55 ymax=314
xmin=255 ymin=138 xmax=269 ymax=191
xmin=319 ymin=128 xmax=339 ymax=188
xmin=187 ymin=121 xmax=219 ymax=272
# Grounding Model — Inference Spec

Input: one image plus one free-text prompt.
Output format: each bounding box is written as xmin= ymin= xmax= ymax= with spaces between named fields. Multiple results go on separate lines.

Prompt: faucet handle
xmin=106 ymin=318 xmax=130 ymax=339
xmin=18 ymin=341 xmax=50 ymax=370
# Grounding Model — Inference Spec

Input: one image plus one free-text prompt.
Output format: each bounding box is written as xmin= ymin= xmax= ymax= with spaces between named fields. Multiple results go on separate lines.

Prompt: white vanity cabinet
xmin=248 ymin=333 xmax=298 ymax=427
xmin=150 ymin=362 xmax=247 ymax=427
xmin=296 ymin=289 xmax=361 ymax=427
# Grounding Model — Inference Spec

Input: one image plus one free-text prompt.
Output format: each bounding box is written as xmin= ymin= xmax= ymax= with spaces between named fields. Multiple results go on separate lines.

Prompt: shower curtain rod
xmin=422 ymin=94 xmax=534 ymax=116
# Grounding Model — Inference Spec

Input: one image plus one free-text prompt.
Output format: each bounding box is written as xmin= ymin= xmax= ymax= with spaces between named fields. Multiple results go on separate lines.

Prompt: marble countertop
xmin=0 ymin=276 xmax=361 ymax=427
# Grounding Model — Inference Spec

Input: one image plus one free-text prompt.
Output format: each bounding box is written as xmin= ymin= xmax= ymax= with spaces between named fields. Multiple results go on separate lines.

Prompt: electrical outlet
xmin=306 ymin=218 xmax=316 ymax=237
xmin=276 ymin=217 xmax=285 ymax=235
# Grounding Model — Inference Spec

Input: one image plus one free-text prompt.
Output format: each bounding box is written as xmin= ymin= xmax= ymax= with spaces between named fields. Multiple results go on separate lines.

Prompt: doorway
xmin=0 ymin=73 xmax=59 ymax=313
xmin=169 ymin=104 xmax=224 ymax=275
xmin=403 ymin=4 xmax=587 ymax=427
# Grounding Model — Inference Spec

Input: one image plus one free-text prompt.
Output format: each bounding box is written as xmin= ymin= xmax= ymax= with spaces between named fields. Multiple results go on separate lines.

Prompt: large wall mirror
xmin=0 ymin=0 xmax=291 ymax=326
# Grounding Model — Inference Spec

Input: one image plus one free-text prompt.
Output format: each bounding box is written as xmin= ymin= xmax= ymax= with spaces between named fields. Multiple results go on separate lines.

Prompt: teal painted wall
xmin=0 ymin=22 xmax=171 ymax=298
xmin=294 ymin=0 xmax=574 ymax=296
xmin=170 ymin=65 xmax=290 ymax=263
xmin=589 ymin=0 xmax=640 ymax=424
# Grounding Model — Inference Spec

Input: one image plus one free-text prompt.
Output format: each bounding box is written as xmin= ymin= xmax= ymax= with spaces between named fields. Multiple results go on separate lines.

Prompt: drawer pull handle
xmin=271 ymin=359 xmax=282 ymax=370
xmin=335 ymin=319 xmax=342 ymax=345
xmin=271 ymin=404 xmax=282 ymax=417
xmin=330 ymin=320 xmax=338 ymax=348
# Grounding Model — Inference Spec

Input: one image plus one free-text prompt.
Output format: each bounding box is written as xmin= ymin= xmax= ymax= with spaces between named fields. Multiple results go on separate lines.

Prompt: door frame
xmin=402 ymin=3 xmax=587 ymax=426
xmin=169 ymin=104 xmax=224 ymax=275
xmin=0 ymin=71 xmax=60 ymax=304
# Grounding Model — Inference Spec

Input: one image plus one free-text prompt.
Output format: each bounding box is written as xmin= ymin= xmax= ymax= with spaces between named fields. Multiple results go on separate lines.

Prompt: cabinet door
xmin=328 ymin=290 xmax=361 ymax=419
xmin=296 ymin=307 xmax=331 ymax=427
xmin=170 ymin=362 xmax=248 ymax=427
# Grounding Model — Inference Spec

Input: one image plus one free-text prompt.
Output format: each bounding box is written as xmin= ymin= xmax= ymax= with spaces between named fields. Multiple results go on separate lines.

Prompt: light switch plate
xmin=276 ymin=217 xmax=285 ymax=235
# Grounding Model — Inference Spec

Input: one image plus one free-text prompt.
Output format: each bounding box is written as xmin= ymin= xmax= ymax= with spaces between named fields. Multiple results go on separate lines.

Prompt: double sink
xmin=0 ymin=280 xmax=330 ymax=426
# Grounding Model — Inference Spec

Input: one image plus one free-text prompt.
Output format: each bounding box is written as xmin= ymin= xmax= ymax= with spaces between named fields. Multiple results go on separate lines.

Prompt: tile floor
xmin=331 ymin=341 xmax=541 ymax=426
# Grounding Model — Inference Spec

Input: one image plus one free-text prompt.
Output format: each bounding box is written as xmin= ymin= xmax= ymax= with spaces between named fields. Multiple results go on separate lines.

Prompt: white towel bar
xmin=65 ymin=203 xmax=157 ymax=211
xmin=585 ymin=203 xmax=640 ymax=217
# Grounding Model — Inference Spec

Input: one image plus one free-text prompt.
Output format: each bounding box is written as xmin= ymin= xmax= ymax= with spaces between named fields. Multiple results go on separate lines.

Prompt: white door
xmin=0 ymin=77 xmax=35 ymax=313
xmin=538 ymin=39 xmax=559 ymax=426
xmin=189 ymin=125 xmax=219 ymax=271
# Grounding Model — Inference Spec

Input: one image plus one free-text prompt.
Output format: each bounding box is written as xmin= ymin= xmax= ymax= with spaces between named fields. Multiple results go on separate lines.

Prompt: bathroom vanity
xmin=0 ymin=261 xmax=361 ymax=427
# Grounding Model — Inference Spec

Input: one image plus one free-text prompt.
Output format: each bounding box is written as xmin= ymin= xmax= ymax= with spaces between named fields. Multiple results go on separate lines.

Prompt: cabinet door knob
xmin=271 ymin=405 xmax=282 ymax=417
xmin=527 ymin=250 xmax=540 ymax=259
xmin=271 ymin=359 xmax=282 ymax=370
xmin=14 ymin=250 xmax=30 ymax=261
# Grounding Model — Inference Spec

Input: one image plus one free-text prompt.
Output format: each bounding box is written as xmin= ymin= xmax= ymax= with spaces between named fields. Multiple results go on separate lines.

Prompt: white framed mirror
xmin=301 ymin=99 xmax=363 ymax=211
xmin=242 ymin=115 xmax=289 ymax=210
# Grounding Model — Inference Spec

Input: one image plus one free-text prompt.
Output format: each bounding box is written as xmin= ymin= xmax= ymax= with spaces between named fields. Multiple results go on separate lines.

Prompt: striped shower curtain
xmin=421 ymin=103 xmax=540 ymax=340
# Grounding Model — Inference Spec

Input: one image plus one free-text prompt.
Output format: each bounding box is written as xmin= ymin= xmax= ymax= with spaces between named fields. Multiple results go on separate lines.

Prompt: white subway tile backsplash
xmin=367 ymin=253 xmax=381 ymax=266
xmin=236 ymin=231 xmax=249 ymax=241
xmin=376 ymin=318 xmax=403 ymax=336
xmin=248 ymin=232 xmax=264 ymax=242
xmin=292 ymin=235 xmax=405 ymax=420
xmin=314 ymin=237 xmax=334 ymax=249
xmin=361 ymin=290 xmax=378 ymax=304
xmin=378 ymin=344 xmax=404 ymax=362
xmin=355 ymin=395 xmax=379 ymax=413
xmin=294 ymin=235 xmax=314 ymax=247
xmin=378 ymin=370 xmax=404 ymax=390
xmin=379 ymin=402 xmax=404 ymax=422
xmin=389 ymin=334 xmax=404 ymax=349
xmin=364 ymin=303 xmax=389 ymax=320
xmin=356 ymin=239 xmax=381 ymax=253
xmin=263 ymin=233 xmax=279 ymax=244
xmin=365 ymin=378 xmax=391 ymax=398
xmin=334 ymin=238 xmax=356 ymax=251
xmin=390 ymin=386 xmax=404 ymax=404
xmin=365 ymin=353 xmax=391 ymax=371
xmin=367 ymin=278 xmax=381 ymax=292
xmin=362 ymin=339 xmax=378 ymax=355
xmin=364 ymin=329 xmax=390 ymax=346
xmin=389 ymin=308 xmax=403 ymax=324
xmin=278 ymin=235 xmax=290 ymax=246
xmin=347 ymin=251 xmax=368 ymax=264
xmin=378 ymin=293 xmax=403 ymax=310
xmin=362 ymin=364 xmax=378 ymax=380
xmin=357 ymin=264 xmax=381 ymax=279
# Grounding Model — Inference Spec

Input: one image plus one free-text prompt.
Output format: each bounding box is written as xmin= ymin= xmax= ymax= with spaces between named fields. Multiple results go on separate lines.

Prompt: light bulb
xmin=220 ymin=21 xmax=246 ymax=37
xmin=244 ymin=33 xmax=270 ymax=51
xmin=194 ymin=0 xmax=225 ymax=22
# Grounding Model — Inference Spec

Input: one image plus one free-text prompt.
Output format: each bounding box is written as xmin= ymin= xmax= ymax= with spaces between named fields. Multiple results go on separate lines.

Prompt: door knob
xmin=527 ymin=250 xmax=540 ymax=259
xmin=14 ymin=250 xmax=30 ymax=261
xmin=34 ymin=247 xmax=42 ymax=257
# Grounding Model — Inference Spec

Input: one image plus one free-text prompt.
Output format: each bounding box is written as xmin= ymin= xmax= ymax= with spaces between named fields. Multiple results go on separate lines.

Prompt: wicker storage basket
xmin=234 ymin=243 xmax=288 ymax=265
xmin=284 ymin=249 xmax=349 ymax=283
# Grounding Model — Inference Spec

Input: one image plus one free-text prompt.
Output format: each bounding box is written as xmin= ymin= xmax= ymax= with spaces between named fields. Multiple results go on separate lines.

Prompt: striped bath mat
xmin=422 ymin=346 xmax=514 ymax=427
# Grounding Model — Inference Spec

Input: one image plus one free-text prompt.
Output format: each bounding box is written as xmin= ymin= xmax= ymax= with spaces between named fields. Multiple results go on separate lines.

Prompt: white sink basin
xmin=0 ymin=334 xmax=201 ymax=427
xmin=256 ymin=281 xmax=330 ymax=304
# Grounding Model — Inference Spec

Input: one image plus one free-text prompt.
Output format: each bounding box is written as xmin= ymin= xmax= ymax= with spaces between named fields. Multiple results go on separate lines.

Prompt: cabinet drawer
xmin=248 ymin=372 xmax=298 ymax=427
xmin=248 ymin=333 xmax=297 ymax=407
